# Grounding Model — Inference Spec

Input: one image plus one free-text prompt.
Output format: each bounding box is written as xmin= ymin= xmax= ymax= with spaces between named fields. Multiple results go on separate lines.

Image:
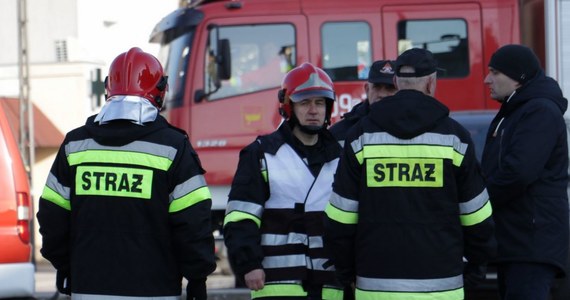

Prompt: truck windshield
xmin=157 ymin=30 xmax=194 ymax=109
xmin=206 ymin=24 xmax=295 ymax=100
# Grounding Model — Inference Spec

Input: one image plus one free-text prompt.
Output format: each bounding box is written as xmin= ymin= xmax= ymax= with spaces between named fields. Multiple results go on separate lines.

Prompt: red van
xmin=0 ymin=102 xmax=35 ymax=298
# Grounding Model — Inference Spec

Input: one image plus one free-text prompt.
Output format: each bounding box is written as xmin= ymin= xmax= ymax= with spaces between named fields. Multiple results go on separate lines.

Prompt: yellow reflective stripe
xmin=461 ymin=200 xmax=493 ymax=226
xmin=355 ymin=149 xmax=364 ymax=165
xmin=41 ymin=186 xmax=71 ymax=211
xmin=325 ymin=202 xmax=358 ymax=225
xmin=67 ymin=150 xmax=172 ymax=171
xmin=223 ymin=210 xmax=261 ymax=228
xmin=323 ymin=287 xmax=344 ymax=300
xmin=75 ymin=166 xmax=153 ymax=199
xmin=261 ymin=170 xmax=268 ymax=183
xmin=260 ymin=157 xmax=268 ymax=182
xmin=366 ymin=158 xmax=443 ymax=188
xmin=356 ymin=287 xmax=463 ymax=300
xmin=362 ymin=144 xmax=464 ymax=167
xmin=169 ymin=186 xmax=211 ymax=213
xmin=252 ymin=283 xmax=307 ymax=298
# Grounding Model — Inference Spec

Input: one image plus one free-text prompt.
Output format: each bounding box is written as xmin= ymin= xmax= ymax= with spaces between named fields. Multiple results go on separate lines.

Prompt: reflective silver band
xmin=356 ymin=274 xmax=463 ymax=292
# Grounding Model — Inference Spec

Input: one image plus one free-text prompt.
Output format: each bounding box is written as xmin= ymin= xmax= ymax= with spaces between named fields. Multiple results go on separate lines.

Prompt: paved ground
xmin=34 ymin=261 xmax=249 ymax=300
xmin=34 ymin=261 xmax=503 ymax=300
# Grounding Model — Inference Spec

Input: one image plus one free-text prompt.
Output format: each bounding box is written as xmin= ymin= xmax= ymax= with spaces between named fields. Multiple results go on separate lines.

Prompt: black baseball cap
xmin=395 ymin=48 xmax=438 ymax=77
xmin=368 ymin=60 xmax=396 ymax=85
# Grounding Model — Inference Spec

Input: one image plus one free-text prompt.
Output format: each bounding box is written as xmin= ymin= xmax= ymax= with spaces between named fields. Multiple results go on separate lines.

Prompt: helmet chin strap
xmin=298 ymin=124 xmax=325 ymax=135
xmin=289 ymin=114 xmax=325 ymax=135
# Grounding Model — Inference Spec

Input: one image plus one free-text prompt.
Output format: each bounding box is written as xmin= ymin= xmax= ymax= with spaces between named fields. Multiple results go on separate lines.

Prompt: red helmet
xmin=105 ymin=47 xmax=168 ymax=109
xmin=278 ymin=62 xmax=335 ymax=123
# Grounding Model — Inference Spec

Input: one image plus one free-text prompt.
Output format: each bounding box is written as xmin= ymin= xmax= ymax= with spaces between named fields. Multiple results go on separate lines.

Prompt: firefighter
xmin=37 ymin=47 xmax=216 ymax=300
xmin=223 ymin=62 xmax=345 ymax=299
xmin=330 ymin=59 xmax=397 ymax=146
xmin=324 ymin=48 xmax=496 ymax=299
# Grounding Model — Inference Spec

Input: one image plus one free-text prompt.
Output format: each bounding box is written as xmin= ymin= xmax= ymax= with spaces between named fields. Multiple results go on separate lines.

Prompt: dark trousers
xmin=497 ymin=262 xmax=557 ymax=300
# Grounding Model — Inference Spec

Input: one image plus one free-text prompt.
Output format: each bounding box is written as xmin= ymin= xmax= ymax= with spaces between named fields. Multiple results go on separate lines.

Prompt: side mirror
xmin=216 ymin=39 xmax=231 ymax=80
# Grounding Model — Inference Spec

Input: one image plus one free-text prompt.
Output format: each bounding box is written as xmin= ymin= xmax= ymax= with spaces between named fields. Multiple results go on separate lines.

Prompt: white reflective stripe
xmin=356 ymin=132 xmax=468 ymax=155
xmin=45 ymin=172 xmax=71 ymax=200
xmin=72 ymin=293 xmax=180 ymax=300
xmin=262 ymin=255 xmax=332 ymax=271
xmin=265 ymin=280 xmax=303 ymax=285
xmin=329 ymin=192 xmax=358 ymax=213
xmin=262 ymin=233 xmax=306 ymax=246
xmin=350 ymin=136 xmax=364 ymax=154
xmin=310 ymin=257 xmax=335 ymax=271
xmin=225 ymin=200 xmax=264 ymax=218
xmin=65 ymin=139 xmax=177 ymax=161
xmin=263 ymin=254 xmax=306 ymax=268
xmin=308 ymin=236 xmax=324 ymax=249
xmin=261 ymin=233 xmax=324 ymax=249
xmin=460 ymin=189 xmax=490 ymax=214
xmin=169 ymin=174 xmax=208 ymax=203
xmin=356 ymin=274 xmax=463 ymax=292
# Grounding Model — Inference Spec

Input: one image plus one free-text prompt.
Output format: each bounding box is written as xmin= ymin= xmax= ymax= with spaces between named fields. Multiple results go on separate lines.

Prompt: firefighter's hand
xmin=56 ymin=268 xmax=71 ymax=295
xmin=244 ymin=268 xmax=265 ymax=291
xmin=186 ymin=278 xmax=207 ymax=300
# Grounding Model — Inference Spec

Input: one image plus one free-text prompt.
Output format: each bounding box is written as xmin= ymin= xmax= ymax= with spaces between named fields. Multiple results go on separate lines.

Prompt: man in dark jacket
xmin=324 ymin=48 xmax=496 ymax=299
xmin=329 ymin=60 xmax=397 ymax=146
xmin=37 ymin=48 xmax=216 ymax=300
xmin=482 ymin=44 xmax=569 ymax=300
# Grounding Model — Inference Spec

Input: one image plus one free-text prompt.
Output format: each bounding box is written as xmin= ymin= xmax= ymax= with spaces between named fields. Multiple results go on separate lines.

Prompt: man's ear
xmin=393 ymin=77 xmax=399 ymax=90
xmin=426 ymin=75 xmax=437 ymax=96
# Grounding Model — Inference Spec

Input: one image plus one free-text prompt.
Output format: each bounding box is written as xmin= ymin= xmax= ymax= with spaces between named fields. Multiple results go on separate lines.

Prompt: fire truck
xmin=149 ymin=0 xmax=570 ymax=283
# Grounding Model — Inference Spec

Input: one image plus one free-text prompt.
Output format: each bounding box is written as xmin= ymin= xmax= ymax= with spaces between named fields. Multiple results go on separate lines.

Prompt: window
xmin=397 ymin=19 xmax=469 ymax=78
xmin=55 ymin=40 xmax=68 ymax=62
xmin=321 ymin=22 xmax=371 ymax=81
xmin=205 ymin=24 xmax=295 ymax=100
xmin=157 ymin=31 xmax=194 ymax=108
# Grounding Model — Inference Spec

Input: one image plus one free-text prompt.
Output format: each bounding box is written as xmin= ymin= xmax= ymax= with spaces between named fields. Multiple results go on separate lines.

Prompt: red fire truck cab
xmin=150 ymin=0 xmax=533 ymax=244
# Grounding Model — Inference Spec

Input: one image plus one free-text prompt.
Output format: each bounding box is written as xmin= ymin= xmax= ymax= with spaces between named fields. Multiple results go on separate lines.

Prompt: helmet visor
xmin=289 ymin=89 xmax=335 ymax=103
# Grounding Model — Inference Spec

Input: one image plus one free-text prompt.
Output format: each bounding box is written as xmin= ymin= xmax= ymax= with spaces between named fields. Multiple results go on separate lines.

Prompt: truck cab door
xmin=189 ymin=15 xmax=308 ymax=190
xmin=382 ymin=3 xmax=489 ymax=110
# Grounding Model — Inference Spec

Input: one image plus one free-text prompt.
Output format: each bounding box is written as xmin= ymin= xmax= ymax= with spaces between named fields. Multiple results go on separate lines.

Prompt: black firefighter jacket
xmin=481 ymin=70 xmax=569 ymax=274
xmin=330 ymin=100 xmax=370 ymax=146
xmin=223 ymin=122 xmax=342 ymax=287
xmin=37 ymin=115 xmax=216 ymax=297
xmin=325 ymin=90 xmax=497 ymax=299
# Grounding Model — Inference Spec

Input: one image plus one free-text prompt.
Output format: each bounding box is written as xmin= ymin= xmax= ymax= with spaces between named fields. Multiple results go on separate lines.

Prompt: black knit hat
xmin=489 ymin=44 xmax=540 ymax=84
